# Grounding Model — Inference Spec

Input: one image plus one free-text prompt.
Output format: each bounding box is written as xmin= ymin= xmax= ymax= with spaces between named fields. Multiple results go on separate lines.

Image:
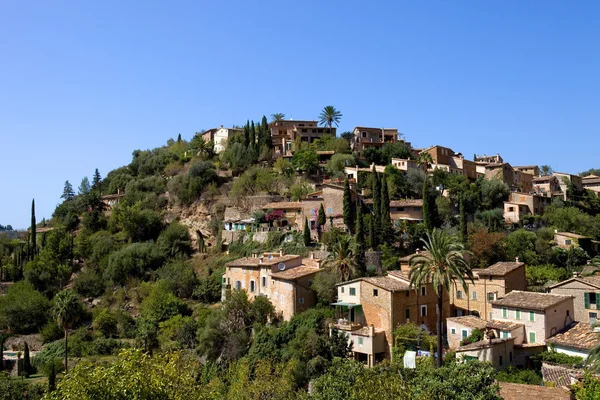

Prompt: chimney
xmin=574 ymin=271 xmax=580 ymax=278
xmin=279 ymin=247 xmax=284 ymax=257
xmin=117 ymin=188 xmax=120 ymax=195
xmin=369 ymin=324 xmax=375 ymax=337
xmin=259 ymin=257 xmax=264 ymax=264
xmin=220 ymin=125 xmax=223 ymax=128
xmin=416 ymin=248 xmax=420 ymax=254
xmin=310 ymin=252 xmax=315 ymax=260
xmin=515 ymin=257 xmax=519 ymax=263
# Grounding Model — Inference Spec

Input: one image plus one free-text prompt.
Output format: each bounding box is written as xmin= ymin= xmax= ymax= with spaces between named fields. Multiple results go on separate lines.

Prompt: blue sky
xmin=1 ymin=1 xmax=599 ymax=228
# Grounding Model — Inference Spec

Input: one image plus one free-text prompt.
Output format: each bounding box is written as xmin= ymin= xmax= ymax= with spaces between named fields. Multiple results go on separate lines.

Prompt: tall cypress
xmin=250 ymin=121 xmax=256 ymax=147
xmin=244 ymin=120 xmax=250 ymax=148
xmin=380 ymin=176 xmax=391 ymax=245
xmin=303 ymin=217 xmax=311 ymax=246
xmin=260 ymin=115 xmax=269 ymax=149
xmin=30 ymin=199 xmax=36 ymax=259
xmin=23 ymin=341 xmax=31 ymax=376
xmin=422 ymin=176 xmax=432 ymax=232
xmin=369 ymin=214 xmax=376 ymax=250
xmin=355 ymin=203 xmax=366 ymax=277
xmin=343 ymin=179 xmax=354 ymax=233
xmin=460 ymin=194 xmax=467 ymax=245
xmin=372 ymin=166 xmax=381 ymax=248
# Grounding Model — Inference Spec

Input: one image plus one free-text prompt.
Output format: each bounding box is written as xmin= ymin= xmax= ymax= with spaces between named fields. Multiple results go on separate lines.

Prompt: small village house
xmin=550 ymin=275 xmax=600 ymax=324
xmin=504 ymin=192 xmax=552 ymax=223
xmin=350 ymin=126 xmax=403 ymax=153
xmin=545 ymin=322 xmax=600 ymax=360
xmin=269 ymin=120 xmax=334 ymax=158
xmin=446 ymin=315 xmax=487 ymax=349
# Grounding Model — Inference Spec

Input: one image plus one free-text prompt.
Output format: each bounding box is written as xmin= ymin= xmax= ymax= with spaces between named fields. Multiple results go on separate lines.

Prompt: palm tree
xmin=540 ymin=165 xmax=552 ymax=177
xmin=271 ymin=113 xmax=286 ymax=122
xmin=417 ymin=151 xmax=434 ymax=174
xmin=52 ymin=290 xmax=82 ymax=372
xmin=582 ymin=257 xmax=600 ymax=276
xmin=325 ymin=235 xmax=357 ymax=281
xmin=409 ymin=229 xmax=473 ymax=367
xmin=587 ymin=336 xmax=600 ymax=373
xmin=318 ymin=106 xmax=342 ymax=133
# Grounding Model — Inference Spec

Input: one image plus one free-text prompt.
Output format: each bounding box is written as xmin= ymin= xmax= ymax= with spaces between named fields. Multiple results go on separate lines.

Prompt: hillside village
xmin=2 ymin=108 xmax=600 ymax=398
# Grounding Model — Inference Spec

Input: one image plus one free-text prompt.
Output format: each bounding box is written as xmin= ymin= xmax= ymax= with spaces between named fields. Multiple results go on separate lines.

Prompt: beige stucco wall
xmin=458 ymin=340 xmax=514 ymax=369
xmin=551 ymin=280 xmax=600 ymax=323
xmin=447 ymin=322 xmax=478 ymax=349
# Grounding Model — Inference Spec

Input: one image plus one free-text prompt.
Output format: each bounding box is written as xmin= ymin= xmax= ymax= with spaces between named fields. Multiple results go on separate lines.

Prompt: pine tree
xmin=303 ymin=217 xmax=311 ymax=246
xmin=343 ymin=179 xmax=354 ymax=233
xmin=92 ymin=169 xmax=102 ymax=190
xmin=460 ymin=194 xmax=467 ymax=245
xmin=355 ymin=203 xmax=366 ymax=277
xmin=380 ymin=176 xmax=392 ymax=245
xmin=177 ymin=133 xmax=182 ymax=143
xmin=372 ymin=166 xmax=381 ymax=249
xmin=423 ymin=176 xmax=433 ymax=232
xmin=30 ymin=199 xmax=36 ymax=259
xmin=61 ymin=181 xmax=75 ymax=201
xmin=79 ymin=177 xmax=90 ymax=195
xmin=244 ymin=120 xmax=250 ymax=148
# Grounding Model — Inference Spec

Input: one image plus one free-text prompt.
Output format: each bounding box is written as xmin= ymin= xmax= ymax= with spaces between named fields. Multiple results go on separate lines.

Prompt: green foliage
xmin=460 ymin=328 xmax=484 ymax=346
xmin=104 ymin=242 xmax=165 ymax=285
xmin=543 ymin=206 xmax=600 ymax=239
xmin=110 ymin=202 xmax=164 ymax=242
xmin=221 ymin=142 xmax=256 ymax=176
xmin=292 ymin=149 xmax=319 ymax=174
xmin=0 ymin=281 xmax=50 ymax=333
xmin=363 ymin=142 xmax=413 ymax=165
xmin=230 ymin=166 xmax=281 ymax=199
xmin=140 ymin=283 xmax=191 ymax=322
xmin=303 ymin=218 xmax=311 ymax=246
xmin=157 ymin=258 xmax=199 ymax=299
xmin=326 ymin=153 xmax=355 ymax=178
xmin=385 ymin=164 xmax=411 ymax=200
xmin=392 ymin=322 xmax=437 ymax=360
xmin=532 ymin=350 xmax=584 ymax=366
xmin=40 ymin=320 xmax=64 ymax=343
xmin=526 ymin=264 xmax=569 ymax=289
xmin=73 ymin=268 xmax=105 ymax=298
xmin=479 ymin=178 xmax=510 ymax=210
xmin=158 ymin=315 xmax=198 ymax=351
xmin=573 ymin=372 xmax=600 ymax=399
xmin=311 ymin=270 xmax=339 ymax=305
xmin=168 ymin=160 xmax=217 ymax=205
xmin=156 ymin=221 xmax=193 ymax=259
xmin=93 ymin=309 xmax=119 ymax=338
xmin=129 ymin=147 xmax=178 ymax=177
xmin=0 ymin=373 xmax=32 ymax=400
xmin=343 ymin=178 xmax=354 ymax=233
xmin=495 ymin=365 xmax=542 ymax=385
xmin=506 ymin=229 xmax=539 ymax=265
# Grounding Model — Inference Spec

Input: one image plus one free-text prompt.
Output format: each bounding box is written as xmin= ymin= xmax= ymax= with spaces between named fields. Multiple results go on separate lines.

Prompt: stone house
xmin=450 ymin=261 xmax=526 ymax=321
xmin=503 ymin=192 xmax=552 ymax=223
xmin=532 ymin=175 xmax=561 ymax=196
xmin=513 ymin=165 xmax=541 ymax=177
xmin=261 ymin=201 xmax=303 ymax=230
xmin=420 ymin=145 xmax=455 ymax=166
xmin=446 ymin=315 xmax=487 ymax=349
xmin=221 ymin=251 xmax=320 ymax=321
xmin=390 ymin=158 xmax=420 ymax=175
xmin=512 ymin=170 xmax=534 ymax=193
xmin=269 ymin=120 xmax=334 ymax=158
xmin=455 ymin=337 xmax=515 ymax=369
xmin=582 ymin=175 xmax=600 ymax=196
xmin=554 ymin=231 xmax=597 ymax=255
xmin=101 ymin=192 xmax=125 ymax=211
xmin=331 ymin=271 xmax=450 ymax=365
xmin=350 ymin=126 xmax=402 ymax=153
xmin=546 ymin=322 xmax=600 ymax=359
xmin=485 ymin=163 xmax=514 ymax=188
xmin=363 ymin=199 xmax=424 ymax=225
xmin=550 ymin=276 xmax=600 ymax=324
xmin=474 ymin=153 xmax=503 ymax=165
xmin=490 ymin=291 xmax=575 ymax=345
xmin=553 ymin=172 xmax=583 ymax=201
xmin=299 ymin=184 xmax=360 ymax=234
xmin=199 ymin=126 xmax=243 ymax=154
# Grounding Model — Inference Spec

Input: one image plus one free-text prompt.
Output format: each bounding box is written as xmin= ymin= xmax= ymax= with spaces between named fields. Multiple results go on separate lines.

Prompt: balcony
xmin=331 ymin=319 xmax=363 ymax=332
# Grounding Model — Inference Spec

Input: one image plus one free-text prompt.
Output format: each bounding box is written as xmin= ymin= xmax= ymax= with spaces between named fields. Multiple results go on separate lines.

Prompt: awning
xmin=330 ymin=302 xmax=360 ymax=307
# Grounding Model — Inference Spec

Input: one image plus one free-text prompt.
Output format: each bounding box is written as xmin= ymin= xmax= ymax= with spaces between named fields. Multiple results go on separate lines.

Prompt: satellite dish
xmin=278 ymin=262 xmax=286 ymax=271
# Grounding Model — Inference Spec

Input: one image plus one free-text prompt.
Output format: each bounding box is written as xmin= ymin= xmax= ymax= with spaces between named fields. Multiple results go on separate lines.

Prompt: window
xmin=327 ymin=207 xmax=333 ymax=214
xmin=472 ymin=291 xmax=477 ymax=300
xmin=488 ymin=292 xmax=496 ymax=302
xmin=457 ymin=290 xmax=463 ymax=299
xmin=262 ymin=277 xmax=267 ymax=287
xmin=341 ymin=287 xmax=345 ymax=293
xmin=502 ymin=308 xmax=508 ymax=318
xmin=222 ymin=277 xmax=226 ymax=283
xmin=499 ymin=355 xmax=503 ymax=366
xmin=509 ymin=352 xmax=513 ymax=362
xmin=405 ymin=308 xmax=410 ymax=319
xmin=421 ymin=305 xmax=427 ymax=316
xmin=529 ymin=311 xmax=535 ymax=322
xmin=421 ymin=286 xmax=426 ymax=296
xmin=451 ymin=328 xmax=456 ymax=334
xmin=299 ymin=297 xmax=305 ymax=304
xmin=358 ymin=337 xmax=363 ymax=346
xmin=308 ymin=280 xmax=313 ymax=286
xmin=589 ymin=312 xmax=598 ymax=321
xmin=565 ymin=239 xmax=572 ymax=245
xmin=462 ymin=329 xmax=468 ymax=338
xmin=243 ymin=267 xmax=247 ymax=274
xmin=566 ymin=310 xmax=570 ymax=317
xmin=280 ymin=294 xmax=284 ymax=304
xmin=286 ymin=283 xmax=291 ymax=290
xmin=250 ymin=280 xmax=255 ymax=292
xmin=516 ymin=310 xmax=521 ymax=320
xmin=235 ymin=281 xmax=241 ymax=290
xmin=529 ymin=332 xmax=536 ymax=344
xmin=373 ymin=289 xmax=378 ymax=297
xmin=502 ymin=331 xmax=509 ymax=339
xmin=350 ymin=287 xmax=356 ymax=296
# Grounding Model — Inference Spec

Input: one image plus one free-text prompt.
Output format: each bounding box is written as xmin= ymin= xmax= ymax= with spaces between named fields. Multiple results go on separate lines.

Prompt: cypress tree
xmin=369 ymin=214 xmax=376 ymax=250
xmin=343 ymin=179 xmax=354 ymax=233
xmin=260 ymin=115 xmax=269 ymax=148
xmin=422 ymin=176 xmax=433 ymax=232
xmin=23 ymin=341 xmax=31 ymax=376
xmin=177 ymin=133 xmax=182 ymax=143
xmin=30 ymin=199 xmax=36 ymax=259
xmin=92 ymin=168 xmax=102 ymax=190
xmin=303 ymin=217 xmax=311 ymax=246
xmin=318 ymin=204 xmax=326 ymax=227
xmin=355 ymin=203 xmax=366 ymax=277
xmin=48 ymin=361 xmax=56 ymax=392
xmin=244 ymin=120 xmax=250 ymax=148
xmin=460 ymin=194 xmax=467 ymax=245
xmin=372 ymin=166 xmax=381 ymax=248
xmin=380 ymin=176 xmax=392 ymax=244
xmin=250 ymin=121 xmax=256 ymax=147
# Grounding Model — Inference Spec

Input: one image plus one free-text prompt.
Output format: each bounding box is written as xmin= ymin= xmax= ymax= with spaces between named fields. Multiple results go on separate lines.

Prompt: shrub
xmin=93 ymin=309 xmax=119 ymax=338
xmin=0 ymin=281 xmax=50 ymax=333
xmin=157 ymin=258 xmax=198 ymax=299
xmin=140 ymin=283 xmax=191 ymax=322
xmin=40 ymin=320 xmax=64 ymax=343
xmin=156 ymin=221 xmax=193 ymax=259
xmin=104 ymin=242 xmax=165 ymax=285
xmin=73 ymin=268 xmax=105 ymax=298
xmin=495 ymin=365 xmax=542 ymax=385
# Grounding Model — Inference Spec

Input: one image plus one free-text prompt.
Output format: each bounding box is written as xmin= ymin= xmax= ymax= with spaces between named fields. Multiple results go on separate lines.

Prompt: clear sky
xmin=1 ymin=1 xmax=599 ymax=229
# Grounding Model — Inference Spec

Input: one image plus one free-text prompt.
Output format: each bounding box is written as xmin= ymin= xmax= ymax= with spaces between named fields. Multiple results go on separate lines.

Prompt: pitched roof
xmin=363 ymin=199 xmax=423 ymax=207
xmin=486 ymin=319 xmax=524 ymax=331
xmin=491 ymin=291 xmax=573 ymax=311
xmin=261 ymin=201 xmax=302 ymax=210
xmin=387 ymin=270 xmax=411 ymax=282
xmin=456 ymin=337 xmax=513 ymax=351
xmin=226 ymin=254 xmax=301 ymax=267
xmin=446 ymin=316 xmax=487 ymax=330
xmin=581 ymin=276 xmax=600 ymax=288
xmin=102 ymin=193 xmax=125 ymax=200
xmin=476 ymin=262 xmax=525 ymax=277
xmin=399 ymin=251 xmax=431 ymax=262
xmin=546 ymin=322 xmax=600 ymax=351
xmin=533 ymin=175 xmax=556 ymax=182
xmin=362 ymin=276 xmax=410 ymax=292
xmin=271 ymin=266 xmax=320 ymax=281
xmin=556 ymin=231 xmax=587 ymax=239
xmin=498 ymin=382 xmax=572 ymax=400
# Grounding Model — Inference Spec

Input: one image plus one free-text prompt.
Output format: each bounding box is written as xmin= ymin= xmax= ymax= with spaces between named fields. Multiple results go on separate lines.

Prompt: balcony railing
xmin=331 ymin=319 xmax=363 ymax=332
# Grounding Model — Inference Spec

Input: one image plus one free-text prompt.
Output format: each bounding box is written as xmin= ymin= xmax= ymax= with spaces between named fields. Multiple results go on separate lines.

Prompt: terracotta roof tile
xmin=491 ymin=291 xmax=573 ymax=311
xmin=456 ymin=337 xmax=513 ymax=351
xmin=556 ymin=232 xmax=587 ymax=239
xmin=476 ymin=262 xmax=525 ymax=277
xmin=226 ymin=254 xmax=301 ymax=267
xmin=446 ymin=316 xmax=487 ymax=330
xmin=362 ymin=276 xmax=410 ymax=292
xmin=546 ymin=322 xmax=600 ymax=351
xmin=271 ymin=266 xmax=320 ymax=281
xmin=486 ymin=319 xmax=524 ymax=331
xmin=498 ymin=382 xmax=572 ymax=400
xmin=261 ymin=202 xmax=302 ymax=210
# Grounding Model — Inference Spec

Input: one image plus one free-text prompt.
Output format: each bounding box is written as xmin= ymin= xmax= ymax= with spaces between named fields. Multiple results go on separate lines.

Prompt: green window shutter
xmin=585 ymin=292 xmax=590 ymax=309
xmin=529 ymin=311 xmax=535 ymax=322
xmin=529 ymin=332 xmax=536 ymax=343
xmin=502 ymin=308 xmax=507 ymax=318
xmin=516 ymin=310 xmax=521 ymax=320
xmin=596 ymin=293 xmax=600 ymax=309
